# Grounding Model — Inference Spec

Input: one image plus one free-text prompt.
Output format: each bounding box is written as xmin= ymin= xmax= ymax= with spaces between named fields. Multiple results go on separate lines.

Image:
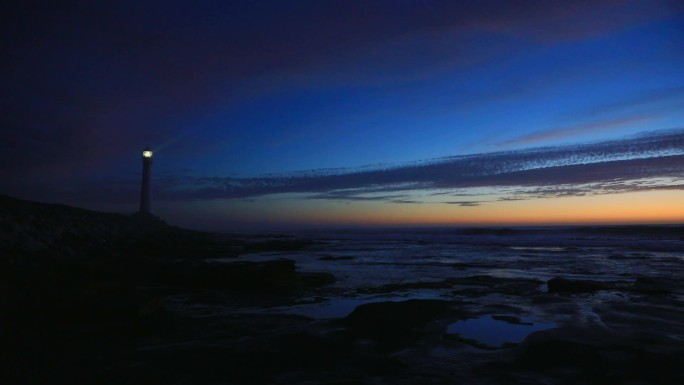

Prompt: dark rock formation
xmin=547 ymin=277 xmax=609 ymax=293
xmin=632 ymin=276 xmax=674 ymax=295
xmin=504 ymin=337 xmax=684 ymax=384
xmin=318 ymin=255 xmax=355 ymax=261
xmin=170 ymin=259 xmax=335 ymax=290
xmin=343 ymin=299 xmax=451 ymax=349
xmin=0 ymin=194 xmax=217 ymax=261
xmin=297 ymin=271 xmax=337 ymax=286
xmin=243 ymin=239 xmax=317 ymax=252
xmin=358 ymin=275 xmax=544 ymax=297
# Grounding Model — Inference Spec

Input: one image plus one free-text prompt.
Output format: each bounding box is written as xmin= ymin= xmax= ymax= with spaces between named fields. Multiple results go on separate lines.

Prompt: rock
xmin=358 ymin=275 xmax=543 ymax=297
xmin=297 ymin=272 xmax=336 ymax=286
xmin=178 ymin=258 xmax=335 ymax=291
xmin=318 ymin=256 xmax=355 ymax=261
xmin=632 ymin=276 xmax=672 ymax=295
xmin=17 ymin=234 xmax=49 ymax=253
xmin=190 ymin=259 xmax=298 ymax=290
xmin=547 ymin=277 xmax=608 ymax=293
xmin=272 ymin=331 xmax=355 ymax=369
xmin=512 ymin=339 xmax=603 ymax=370
xmin=243 ymin=239 xmax=315 ymax=252
xmin=0 ymin=194 xmax=215 ymax=260
xmin=507 ymin=337 xmax=684 ymax=384
xmin=343 ymin=299 xmax=450 ymax=348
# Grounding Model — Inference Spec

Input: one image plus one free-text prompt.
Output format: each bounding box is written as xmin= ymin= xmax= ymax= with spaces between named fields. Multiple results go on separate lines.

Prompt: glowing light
xmin=143 ymin=150 xmax=153 ymax=158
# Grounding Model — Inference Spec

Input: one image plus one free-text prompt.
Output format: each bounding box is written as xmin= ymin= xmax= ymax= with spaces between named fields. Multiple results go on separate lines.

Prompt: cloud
xmin=498 ymin=114 xmax=660 ymax=147
xmin=576 ymin=85 xmax=684 ymax=118
xmin=306 ymin=192 xmax=408 ymax=202
xmin=151 ymin=129 xmax=684 ymax=202
xmin=392 ymin=200 xmax=423 ymax=204
xmin=444 ymin=201 xmax=482 ymax=207
xmin=10 ymin=128 xmax=682 ymax=208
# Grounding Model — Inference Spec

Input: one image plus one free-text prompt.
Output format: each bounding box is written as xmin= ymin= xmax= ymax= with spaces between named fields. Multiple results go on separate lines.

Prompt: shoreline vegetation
xmin=2 ymin=195 xmax=684 ymax=384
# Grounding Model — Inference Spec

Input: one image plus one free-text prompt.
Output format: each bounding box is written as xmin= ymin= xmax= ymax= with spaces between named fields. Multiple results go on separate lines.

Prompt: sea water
xmin=446 ymin=315 xmax=557 ymax=347
xmin=220 ymin=226 xmax=684 ymax=321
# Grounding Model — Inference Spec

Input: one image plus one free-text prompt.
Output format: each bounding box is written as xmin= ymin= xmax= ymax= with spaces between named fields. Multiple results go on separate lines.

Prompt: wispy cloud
xmin=152 ymin=129 xmax=684 ymax=204
xmin=499 ymin=114 xmax=660 ymax=147
xmin=577 ymin=85 xmax=684 ymax=118
xmin=444 ymin=201 xmax=482 ymax=207
xmin=392 ymin=199 xmax=423 ymax=204
xmin=24 ymin=128 xmax=683 ymax=208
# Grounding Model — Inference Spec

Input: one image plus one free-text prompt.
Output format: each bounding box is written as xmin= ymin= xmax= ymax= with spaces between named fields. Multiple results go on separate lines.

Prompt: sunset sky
xmin=1 ymin=1 xmax=683 ymax=230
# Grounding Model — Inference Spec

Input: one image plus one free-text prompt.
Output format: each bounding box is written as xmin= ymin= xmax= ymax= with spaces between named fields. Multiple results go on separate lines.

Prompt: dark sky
xmin=2 ymin=1 xmax=683 ymax=229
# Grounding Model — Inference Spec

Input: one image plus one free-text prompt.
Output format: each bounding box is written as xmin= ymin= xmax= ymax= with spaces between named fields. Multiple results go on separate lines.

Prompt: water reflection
xmin=447 ymin=315 xmax=556 ymax=347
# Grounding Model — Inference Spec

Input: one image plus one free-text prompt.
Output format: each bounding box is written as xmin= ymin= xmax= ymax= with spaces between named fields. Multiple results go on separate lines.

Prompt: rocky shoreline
xmin=2 ymin=195 xmax=684 ymax=384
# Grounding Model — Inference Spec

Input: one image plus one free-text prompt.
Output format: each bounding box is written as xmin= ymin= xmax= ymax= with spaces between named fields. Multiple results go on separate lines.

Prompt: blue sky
xmin=1 ymin=1 xmax=683 ymax=229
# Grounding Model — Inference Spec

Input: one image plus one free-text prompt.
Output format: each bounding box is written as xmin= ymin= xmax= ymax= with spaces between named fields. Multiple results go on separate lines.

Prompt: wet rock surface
xmin=547 ymin=276 xmax=612 ymax=293
xmin=342 ymin=299 xmax=453 ymax=350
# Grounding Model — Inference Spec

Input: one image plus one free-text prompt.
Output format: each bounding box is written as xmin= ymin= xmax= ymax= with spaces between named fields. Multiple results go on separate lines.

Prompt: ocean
xmin=200 ymin=225 xmax=684 ymax=321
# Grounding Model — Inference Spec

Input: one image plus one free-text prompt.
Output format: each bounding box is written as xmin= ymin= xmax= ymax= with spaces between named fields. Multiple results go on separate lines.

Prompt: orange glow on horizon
xmin=158 ymin=189 xmax=684 ymax=230
xmin=273 ymin=190 xmax=684 ymax=227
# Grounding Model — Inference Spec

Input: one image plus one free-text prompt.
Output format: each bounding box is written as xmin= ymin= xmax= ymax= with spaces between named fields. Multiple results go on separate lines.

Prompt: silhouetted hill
xmin=0 ymin=194 xmax=211 ymax=260
xmin=0 ymin=195 xmax=335 ymax=385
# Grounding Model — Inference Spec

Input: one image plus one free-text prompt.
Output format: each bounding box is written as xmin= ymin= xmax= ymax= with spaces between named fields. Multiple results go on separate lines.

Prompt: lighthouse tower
xmin=138 ymin=147 xmax=153 ymax=214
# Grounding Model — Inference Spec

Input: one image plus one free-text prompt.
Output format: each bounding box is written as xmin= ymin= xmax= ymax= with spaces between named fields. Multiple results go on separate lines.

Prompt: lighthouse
xmin=138 ymin=147 xmax=153 ymax=214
